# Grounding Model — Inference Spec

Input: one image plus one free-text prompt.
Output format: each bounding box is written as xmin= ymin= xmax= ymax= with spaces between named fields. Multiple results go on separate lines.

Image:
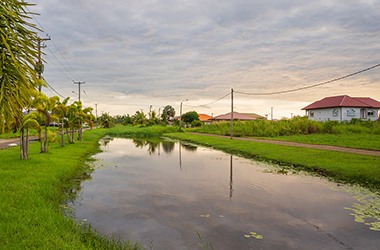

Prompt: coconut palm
xmin=20 ymin=112 xmax=40 ymax=159
xmin=32 ymin=92 xmax=59 ymax=152
xmin=52 ymin=97 xmax=70 ymax=147
xmin=0 ymin=1 xmax=39 ymax=133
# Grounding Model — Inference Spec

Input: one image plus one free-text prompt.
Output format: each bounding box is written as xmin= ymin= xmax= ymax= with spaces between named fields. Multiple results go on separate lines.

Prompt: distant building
xmin=242 ymin=113 xmax=266 ymax=120
xmin=209 ymin=112 xmax=262 ymax=122
xmin=198 ymin=113 xmax=213 ymax=125
xmin=302 ymin=95 xmax=380 ymax=122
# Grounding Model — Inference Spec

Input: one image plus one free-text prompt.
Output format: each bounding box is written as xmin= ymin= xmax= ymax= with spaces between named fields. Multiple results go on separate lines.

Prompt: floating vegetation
xmin=244 ymin=231 xmax=263 ymax=239
xmin=328 ymin=184 xmax=380 ymax=232
xmin=200 ymin=214 xmax=211 ymax=218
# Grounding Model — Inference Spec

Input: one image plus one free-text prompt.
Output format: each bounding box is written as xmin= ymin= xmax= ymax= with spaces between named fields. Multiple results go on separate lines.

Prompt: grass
xmin=165 ymin=132 xmax=380 ymax=190
xmin=0 ymin=127 xmax=145 ymax=249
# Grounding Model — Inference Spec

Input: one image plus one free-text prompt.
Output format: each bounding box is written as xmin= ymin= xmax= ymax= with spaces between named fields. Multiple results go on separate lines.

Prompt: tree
xmin=182 ymin=111 xmax=199 ymax=125
xmin=98 ymin=112 xmax=114 ymax=128
xmin=131 ymin=111 xmax=147 ymax=125
xmin=52 ymin=97 xmax=70 ymax=147
xmin=161 ymin=105 xmax=175 ymax=121
xmin=0 ymin=1 xmax=39 ymax=133
xmin=32 ymin=92 xmax=59 ymax=153
xmin=19 ymin=112 xmax=40 ymax=159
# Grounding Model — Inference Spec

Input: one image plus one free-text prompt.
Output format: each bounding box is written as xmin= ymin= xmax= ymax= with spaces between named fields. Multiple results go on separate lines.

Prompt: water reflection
xmin=72 ymin=138 xmax=380 ymax=250
xmin=230 ymin=155 xmax=234 ymax=199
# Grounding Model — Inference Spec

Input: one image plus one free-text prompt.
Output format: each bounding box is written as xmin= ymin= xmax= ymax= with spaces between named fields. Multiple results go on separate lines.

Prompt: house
xmin=209 ymin=112 xmax=260 ymax=122
xmin=198 ymin=113 xmax=213 ymax=125
xmin=242 ymin=113 xmax=266 ymax=120
xmin=301 ymin=95 xmax=380 ymax=122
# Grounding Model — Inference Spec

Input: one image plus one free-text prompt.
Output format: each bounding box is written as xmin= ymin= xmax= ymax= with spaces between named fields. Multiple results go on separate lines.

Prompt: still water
xmin=71 ymin=137 xmax=380 ymax=250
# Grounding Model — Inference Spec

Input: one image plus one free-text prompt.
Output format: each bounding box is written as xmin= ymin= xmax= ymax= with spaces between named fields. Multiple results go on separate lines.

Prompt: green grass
xmin=0 ymin=127 xmax=145 ymax=249
xmin=165 ymin=132 xmax=380 ymax=190
xmin=260 ymin=134 xmax=380 ymax=150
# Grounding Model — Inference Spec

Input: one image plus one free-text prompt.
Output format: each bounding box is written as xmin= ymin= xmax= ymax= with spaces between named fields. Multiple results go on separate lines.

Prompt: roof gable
xmin=302 ymin=95 xmax=380 ymax=110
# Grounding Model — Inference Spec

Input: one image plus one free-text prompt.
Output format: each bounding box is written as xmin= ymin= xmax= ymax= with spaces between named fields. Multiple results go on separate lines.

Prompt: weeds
xmin=190 ymin=231 xmax=214 ymax=250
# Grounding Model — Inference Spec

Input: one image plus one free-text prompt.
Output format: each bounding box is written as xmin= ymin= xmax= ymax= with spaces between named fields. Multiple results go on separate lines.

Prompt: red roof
xmin=302 ymin=95 xmax=380 ymax=110
xmin=198 ymin=113 xmax=213 ymax=122
xmin=209 ymin=112 xmax=258 ymax=120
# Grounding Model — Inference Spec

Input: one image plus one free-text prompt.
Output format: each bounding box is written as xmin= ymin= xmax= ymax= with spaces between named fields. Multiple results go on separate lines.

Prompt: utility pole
xmin=271 ymin=107 xmax=274 ymax=120
xmin=179 ymin=99 xmax=188 ymax=131
xmin=94 ymin=103 xmax=99 ymax=120
xmin=36 ymin=36 xmax=51 ymax=92
xmin=73 ymin=81 xmax=85 ymax=102
xmin=231 ymin=88 xmax=234 ymax=139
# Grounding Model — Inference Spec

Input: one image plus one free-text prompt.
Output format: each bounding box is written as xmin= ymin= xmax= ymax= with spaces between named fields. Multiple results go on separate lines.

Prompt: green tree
xmin=161 ymin=105 xmax=175 ymax=121
xmin=98 ymin=112 xmax=115 ymax=128
xmin=19 ymin=112 xmax=40 ymax=159
xmin=52 ymin=97 xmax=70 ymax=147
xmin=0 ymin=1 xmax=39 ymax=133
xmin=182 ymin=111 xmax=199 ymax=125
xmin=32 ymin=92 xmax=59 ymax=153
xmin=131 ymin=111 xmax=147 ymax=125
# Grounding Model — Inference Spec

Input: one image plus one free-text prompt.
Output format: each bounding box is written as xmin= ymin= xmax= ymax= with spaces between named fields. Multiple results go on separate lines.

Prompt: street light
xmin=179 ymin=99 xmax=188 ymax=131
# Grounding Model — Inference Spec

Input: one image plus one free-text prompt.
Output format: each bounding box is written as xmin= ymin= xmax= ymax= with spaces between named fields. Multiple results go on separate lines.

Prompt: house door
xmin=360 ymin=109 xmax=367 ymax=119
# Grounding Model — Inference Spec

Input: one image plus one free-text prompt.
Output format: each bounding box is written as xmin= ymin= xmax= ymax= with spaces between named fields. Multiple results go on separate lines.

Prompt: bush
xmin=191 ymin=120 xmax=202 ymax=127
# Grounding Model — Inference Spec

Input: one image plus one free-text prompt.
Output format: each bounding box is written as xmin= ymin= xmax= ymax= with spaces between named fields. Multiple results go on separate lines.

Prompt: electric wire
xmin=235 ymin=63 xmax=380 ymax=96
xmin=182 ymin=92 xmax=231 ymax=109
xmin=42 ymin=77 xmax=67 ymax=99
xmin=45 ymin=55 xmax=72 ymax=81
xmin=46 ymin=46 xmax=77 ymax=80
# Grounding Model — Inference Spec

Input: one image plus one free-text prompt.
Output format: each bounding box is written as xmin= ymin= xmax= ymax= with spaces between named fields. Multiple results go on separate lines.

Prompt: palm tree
xmin=32 ymin=92 xmax=59 ymax=153
xmin=20 ymin=113 xmax=41 ymax=159
xmin=0 ymin=1 xmax=39 ymax=133
xmin=52 ymin=97 xmax=70 ymax=147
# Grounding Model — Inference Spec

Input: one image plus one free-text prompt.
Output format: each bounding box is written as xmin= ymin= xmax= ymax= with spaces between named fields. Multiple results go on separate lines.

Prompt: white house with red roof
xmin=302 ymin=95 xmax=380 ymax=122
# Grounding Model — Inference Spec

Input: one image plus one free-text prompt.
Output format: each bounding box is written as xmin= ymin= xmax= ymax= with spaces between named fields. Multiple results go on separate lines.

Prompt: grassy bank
xmin=190 ymin=117 xmax=380 ymax=150
xmin=0 ymin=127 xmax=146 ymax=250
xmin=165 ymin=132 xmax=380 ymax=190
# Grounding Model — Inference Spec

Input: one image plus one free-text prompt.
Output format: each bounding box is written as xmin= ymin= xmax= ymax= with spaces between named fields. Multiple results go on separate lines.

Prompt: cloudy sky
xmin=29 ymin=0 xmax=380 ymax=118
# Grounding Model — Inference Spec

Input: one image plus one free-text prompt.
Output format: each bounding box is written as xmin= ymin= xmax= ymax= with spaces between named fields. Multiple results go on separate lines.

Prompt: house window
xmin=310 ymin=111 xmax=314 ymax=118
xmin=347 ymin=109 xmax=355 ymax=116
xmin=368 ymin=109 xmax=375 ymax=116
xmin=333 ymin=109 xmax=338 ymax=117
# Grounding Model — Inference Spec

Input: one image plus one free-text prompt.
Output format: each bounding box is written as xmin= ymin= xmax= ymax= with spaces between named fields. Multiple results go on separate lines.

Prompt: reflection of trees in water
xmin=181 ymin=143 xmax=197 ymax=152
xmin=131 ymin=138 xmax=162 ymax=155
xmin=100 ymin=136 xmax=114 ymax=147
xmin=162 ymin=141 xmax=175 ymax=153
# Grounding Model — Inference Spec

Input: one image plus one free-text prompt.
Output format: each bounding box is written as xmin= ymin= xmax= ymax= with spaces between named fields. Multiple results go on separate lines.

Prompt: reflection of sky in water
xmin=72 ymin=138 xmax=380 ymax=250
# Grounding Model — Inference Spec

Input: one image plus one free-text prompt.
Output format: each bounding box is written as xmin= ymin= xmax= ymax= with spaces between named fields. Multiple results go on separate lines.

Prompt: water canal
xmin=70 ymin=137 xmax=380 ymax=250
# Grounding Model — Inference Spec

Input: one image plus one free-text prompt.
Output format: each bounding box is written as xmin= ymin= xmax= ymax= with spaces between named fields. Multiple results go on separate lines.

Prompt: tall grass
xmin=192 ymin=116 xmax=380 ymax=137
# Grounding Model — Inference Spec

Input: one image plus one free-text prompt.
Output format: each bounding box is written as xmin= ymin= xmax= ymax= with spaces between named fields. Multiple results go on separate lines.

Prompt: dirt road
xmin=188 ymin=132 xmax=380 ymax=157
xmin=0 ymin=137 xmax=39 ymax=150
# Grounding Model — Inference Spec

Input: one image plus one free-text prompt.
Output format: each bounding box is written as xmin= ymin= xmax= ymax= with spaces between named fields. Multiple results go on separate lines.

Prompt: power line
xmin=45 ymin=55 xmax=73 ymax=81
xmin=183 ymin=92 xmax=231 ymax=108
xmin=46 ymin=46 xmax=77 ymax=80
xmin=235 ymin=63 xmax=380 ymax=96
xmin=42 ymin=77 xmax=67 ymax=99
xmin=28 ymin=6 xmax=85 ymax=81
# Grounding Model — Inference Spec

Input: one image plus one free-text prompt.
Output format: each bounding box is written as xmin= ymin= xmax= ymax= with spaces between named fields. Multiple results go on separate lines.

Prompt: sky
xmin=29 ymin=0 xmax=380 ymax=119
